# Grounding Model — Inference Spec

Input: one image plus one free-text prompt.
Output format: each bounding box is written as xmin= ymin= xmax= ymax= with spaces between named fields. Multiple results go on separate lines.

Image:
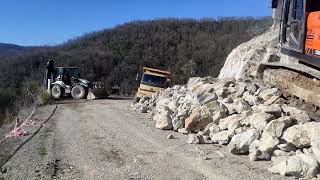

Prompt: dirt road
xmin=0 ymin=98 xmax=288 ymax=180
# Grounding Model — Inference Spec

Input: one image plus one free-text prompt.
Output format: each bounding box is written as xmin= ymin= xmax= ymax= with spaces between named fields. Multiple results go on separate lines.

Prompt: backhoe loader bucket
xmin=87 ymin=82 xmax=108 ymax=100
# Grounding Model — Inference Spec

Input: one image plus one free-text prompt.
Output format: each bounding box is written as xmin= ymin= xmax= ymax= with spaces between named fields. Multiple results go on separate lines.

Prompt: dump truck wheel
xmin=71 ymin=85 xmax=87 ymax=99
xmin=51 ymin=85 xmax=63 ymax=99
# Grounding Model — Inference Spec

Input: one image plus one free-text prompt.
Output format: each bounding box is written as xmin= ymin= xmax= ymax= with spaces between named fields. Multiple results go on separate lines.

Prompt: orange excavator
xmin=257 ymin=0 xmax=320 ymax=107
xmin=277 ymin=0 xmax=320 ymax=67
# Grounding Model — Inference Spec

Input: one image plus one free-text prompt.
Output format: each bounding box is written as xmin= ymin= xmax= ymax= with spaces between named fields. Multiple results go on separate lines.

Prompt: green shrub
xmin=37 ymin=90 xmax=51 ymax=106
xmin=22 ymin=80 xmax=40 ymax=95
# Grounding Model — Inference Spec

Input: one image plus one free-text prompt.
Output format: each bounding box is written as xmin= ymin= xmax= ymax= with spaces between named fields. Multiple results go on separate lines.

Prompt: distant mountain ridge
xmin=0 ymin=43 xmax=26 ymax=57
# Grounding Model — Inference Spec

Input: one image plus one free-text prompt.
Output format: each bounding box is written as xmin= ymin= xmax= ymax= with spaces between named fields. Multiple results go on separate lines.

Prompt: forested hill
xmin=0 ymin=43 xmax=26 ymax=58
xmin=0 ymin=17 xmax=272 ymax=97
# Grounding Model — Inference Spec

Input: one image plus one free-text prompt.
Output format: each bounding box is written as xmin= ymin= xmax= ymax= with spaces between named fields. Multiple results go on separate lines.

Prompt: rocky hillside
xmin=133 ymin=28 xmax=320 ymax=178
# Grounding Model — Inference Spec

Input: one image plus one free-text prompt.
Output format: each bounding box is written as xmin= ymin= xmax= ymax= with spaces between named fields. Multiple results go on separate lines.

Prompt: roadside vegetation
xmin=0 ymin=17 xmax=272 ymax=125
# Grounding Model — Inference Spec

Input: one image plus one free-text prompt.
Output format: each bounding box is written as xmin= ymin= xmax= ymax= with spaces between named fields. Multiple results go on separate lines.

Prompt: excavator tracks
xmin=259 ymin=63 xmax=320 ymax=108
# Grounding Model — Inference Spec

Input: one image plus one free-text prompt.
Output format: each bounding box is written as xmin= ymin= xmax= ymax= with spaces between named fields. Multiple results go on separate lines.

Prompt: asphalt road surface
xmin=0 ymin=98 xmax=289 ymax=180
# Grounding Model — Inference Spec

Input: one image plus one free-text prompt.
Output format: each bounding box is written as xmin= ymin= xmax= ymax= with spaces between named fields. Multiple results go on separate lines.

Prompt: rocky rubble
xmin=132 ymin=76 xmax=320 ymax=178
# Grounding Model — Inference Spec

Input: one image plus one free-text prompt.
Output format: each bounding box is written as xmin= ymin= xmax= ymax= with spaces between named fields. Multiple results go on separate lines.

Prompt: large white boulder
xmin=218 ymin=30 xmax=277 ymax=80
xmin=228 ymin=129 xmax=260 ymax=155
xmin=249 ymin=112 xmax=275 ymax=134
xmin=282 ymin=124 xmax=311 ymax=149
xmin=268 ymin=153 xmax=320 ymax=178
xmin=185 ymin=101 xmax=226 ymax=132
xmin=226 ymin=111 xmax=251 ymax=137
xmin=211 ymin=130 xmax=230 ymax=145
xmin=281 ymin=104 xmax=311 ymax=124
xmin=258 ymin=116 xmax=293 ymax=154
xmin=154 ymin=107 xmax=173 ymax=130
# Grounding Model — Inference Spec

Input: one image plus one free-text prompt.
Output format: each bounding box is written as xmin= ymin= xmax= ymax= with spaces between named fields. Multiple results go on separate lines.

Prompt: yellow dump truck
xmin=135 ymin=67 xmax=171 ymax=101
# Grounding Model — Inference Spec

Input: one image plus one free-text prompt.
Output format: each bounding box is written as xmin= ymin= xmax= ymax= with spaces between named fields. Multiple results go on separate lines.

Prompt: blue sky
xmin=0 ymin=0 xmax=271 ymax=46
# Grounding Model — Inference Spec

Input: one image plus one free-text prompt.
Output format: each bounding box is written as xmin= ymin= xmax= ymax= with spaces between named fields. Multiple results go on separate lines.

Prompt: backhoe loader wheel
xmin=71 ymin=85 xmax=87 ymax=99
xmin=51 ymin=85 xmax=64 ymax=99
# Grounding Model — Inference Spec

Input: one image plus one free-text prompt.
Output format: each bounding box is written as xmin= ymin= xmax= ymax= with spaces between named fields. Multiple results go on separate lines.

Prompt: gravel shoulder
xmin=0 ymin=98 xmax=289 ymax=180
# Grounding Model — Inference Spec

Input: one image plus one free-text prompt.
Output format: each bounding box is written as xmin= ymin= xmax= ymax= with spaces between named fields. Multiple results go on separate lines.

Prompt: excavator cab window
xmin=281 ymin=0 xmax=305 ymax=52
xmin=306 ymin=1 xmax=320 ymax=12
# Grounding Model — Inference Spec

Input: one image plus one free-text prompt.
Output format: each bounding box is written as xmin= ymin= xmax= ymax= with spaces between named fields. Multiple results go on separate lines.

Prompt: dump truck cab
xmin=136 ymin=67 xmax=171 ymax=101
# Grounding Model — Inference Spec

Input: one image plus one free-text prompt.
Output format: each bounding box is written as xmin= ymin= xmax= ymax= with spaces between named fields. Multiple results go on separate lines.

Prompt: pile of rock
xmin=133 ymin=76 xmax=320 ymax=178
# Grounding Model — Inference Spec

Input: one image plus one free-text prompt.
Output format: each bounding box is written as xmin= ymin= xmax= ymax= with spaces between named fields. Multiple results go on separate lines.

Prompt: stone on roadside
xmin=263 ymin=96 xmax=280 ymax=106
xmin=272 ymin=150 xmax=291 ymax=157
xmin=222 ymin=97 xmax=233 ymax=103
xmin=187 ymin=77 xmax=204 ymax=91
xmin=268 ymin=153 xmax=320 ymax=178
xmin=259 ymin=88 xmax=280 ymax=101
xmin=193 ymin=91 xmax=218 ymax=106
xmin=268 ymin=158 xmax=287 ymax=176
xmin=185 ymin=101 xmax=226 ymax=132
xmin=187 ymin=134 xmax=205 ymax=144
xmin=249 ymin=112 xmax=275 ymax=134
xmin=226 ymin=111 xmax=252 ymax=138
xmin=203 ymin=135 xmax=210 ymax=140
xmin=249 ymin=140 xmax=262 ymax=161
xmin=236 ymin=100 xmax=251 ymax=114
xmin=218 ymin=114 xmax=239 ymax=131
xmin=246 ymin=82 xmax=259 ymax=94
xmin=138 ymin=105 xmax=149 ymax=113
xmin=154 ymin=107 xmax=173 ymax=130
xmin=277 ymin=143 xmax=297 ymax=152
xmin=222 ymin=103 xmax=238 ymax=115
xmin=281 ymin=104 xmax=311 ymax=124
xmin=172 ymin=108 xmax=189 ymax=131
xmin=210 ymin=130 xmax=229 ymax=145
xmin=234 ymin=82 xmax=247 ymax=97
xmin=228 ymin=129 xmax=260 ymax=155
xmin=254 ymin=104 xmax=283 ymax=118
xmin=203 ymin=123 xmax=220 ymax=136
xmin=242 ymin=91 xmax=261 ymax=106
xmin=167 ymin=101 xmax=177 ymax=112
xmin=282 ymin=124 xmax=311 ymax=149
xmin=310 ymin=123 xmax=320 ymax=164
xmin=215 ymin=88 xmax=229 ymax=99
xmin=139 ymin=96 xmax=150 ymax=104
xmin=178 ymin=128 xmax=189 ymax=134
xmin=234 ymin=127 xmax=247 ymax=135
xmin=167 ymin=134 xmax=175 ymax=139
xmin=258 ymin=116 xmax=293 ymax=154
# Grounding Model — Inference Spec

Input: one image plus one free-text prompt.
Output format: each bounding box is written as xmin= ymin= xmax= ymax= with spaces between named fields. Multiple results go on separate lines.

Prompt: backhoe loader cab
xmin=279 ymin=0 xmax=320 ymax=67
